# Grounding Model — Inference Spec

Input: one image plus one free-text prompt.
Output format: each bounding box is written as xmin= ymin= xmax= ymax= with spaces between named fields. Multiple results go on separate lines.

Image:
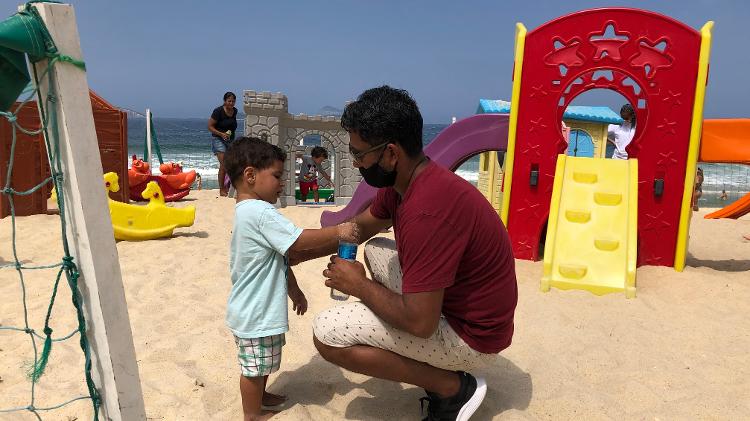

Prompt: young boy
xmin=297 ymin=146 xmax=333 ymax=203
xmin=223 ymin=137 xmax=352 ymax=420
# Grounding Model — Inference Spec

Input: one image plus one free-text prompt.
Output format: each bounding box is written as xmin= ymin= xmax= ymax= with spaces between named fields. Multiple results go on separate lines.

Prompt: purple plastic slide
xmin=320 ymin=113 xmax=510 ymax=227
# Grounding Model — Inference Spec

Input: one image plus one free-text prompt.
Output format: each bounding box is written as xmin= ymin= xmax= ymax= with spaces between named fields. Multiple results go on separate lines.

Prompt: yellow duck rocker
xmin=104 ymin=172 xmax=196 ymax=241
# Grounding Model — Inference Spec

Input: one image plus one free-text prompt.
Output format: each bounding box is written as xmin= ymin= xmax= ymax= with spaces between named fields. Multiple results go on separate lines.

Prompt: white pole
xmin=30 ymin=3 xmax=146 ymax=420
xmin=146 ymin=108 xmax=152 ymax=170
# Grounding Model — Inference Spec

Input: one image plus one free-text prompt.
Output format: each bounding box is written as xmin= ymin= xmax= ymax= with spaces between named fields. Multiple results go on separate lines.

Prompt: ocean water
xmin=127 ymin=118 xmax=748 ymax=207
xmin=127 ymin=118 xmax=479 ymax=189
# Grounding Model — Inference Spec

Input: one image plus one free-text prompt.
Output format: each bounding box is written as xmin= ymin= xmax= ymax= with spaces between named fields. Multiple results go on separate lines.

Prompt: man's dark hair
xmin=224 ymin=137 xmax=285 ymax=184
xmin=223 ymin=91 xmax=236 ymax=101
xmin=341 ymin=85 xmax=423 ymax=157
xmin=311 ymin=146 xmax=328 ymax=159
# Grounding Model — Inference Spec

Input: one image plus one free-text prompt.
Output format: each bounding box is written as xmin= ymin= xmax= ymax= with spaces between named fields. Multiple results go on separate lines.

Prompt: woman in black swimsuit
xmin=208 ymin=92 xmax=238 ymax=196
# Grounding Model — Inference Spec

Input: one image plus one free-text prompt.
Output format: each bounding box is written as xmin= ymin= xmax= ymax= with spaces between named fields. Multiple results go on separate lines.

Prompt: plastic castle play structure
xmin=322 ymin=7 xmax=750 ymax=298
xmin=242 ymin=90 xmax=358 ymax=206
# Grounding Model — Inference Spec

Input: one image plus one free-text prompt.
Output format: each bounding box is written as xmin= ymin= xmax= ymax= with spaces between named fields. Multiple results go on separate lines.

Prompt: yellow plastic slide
xmin=541 ymin=156 xmax=638 ymax=298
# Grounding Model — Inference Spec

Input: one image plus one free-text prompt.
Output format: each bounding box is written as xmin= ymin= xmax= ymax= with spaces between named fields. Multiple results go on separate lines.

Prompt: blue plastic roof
xmin=477 ymin=99 xmax=623 ymax=124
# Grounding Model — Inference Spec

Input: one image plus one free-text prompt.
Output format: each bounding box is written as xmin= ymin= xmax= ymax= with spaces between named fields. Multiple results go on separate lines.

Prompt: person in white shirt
xmin=607 ymin=104 xmax=636 ymax=159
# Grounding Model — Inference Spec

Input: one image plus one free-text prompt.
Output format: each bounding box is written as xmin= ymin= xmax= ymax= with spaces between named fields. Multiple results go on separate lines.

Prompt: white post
xmin=30 ymin=3 xmax=146 ymax=420
xmin=145 ymin=108 xmax=152 ymax=170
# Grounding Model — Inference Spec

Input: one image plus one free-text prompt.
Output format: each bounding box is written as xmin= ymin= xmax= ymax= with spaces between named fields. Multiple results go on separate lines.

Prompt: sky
xmin=18 ymin=0 xmax=749 ymax=123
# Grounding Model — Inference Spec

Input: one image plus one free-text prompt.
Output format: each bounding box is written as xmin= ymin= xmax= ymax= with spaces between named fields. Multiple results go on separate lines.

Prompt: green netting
xmin=1 ymin=2 xmax=101 ymax=420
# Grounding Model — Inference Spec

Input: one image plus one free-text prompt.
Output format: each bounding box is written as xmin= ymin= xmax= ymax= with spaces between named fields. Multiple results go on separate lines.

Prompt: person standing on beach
xmin=208 ymin=91 xmax=238 ymax=196
xmin=297 ymin=146 xmax=333 ymax=203
xmin=693 ymin=167 xmax=704 ymax=211
xmin=607 ymin=104 xmax=636 ymax=160
xmin=223 ymin=137 xmax=357 ymax=420
xmin=289 ymin=86 xmax=518 ymax=420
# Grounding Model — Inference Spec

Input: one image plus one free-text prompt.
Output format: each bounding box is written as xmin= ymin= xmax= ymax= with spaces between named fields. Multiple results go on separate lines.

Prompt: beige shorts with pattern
xmin=313 ymin=237 xmax=497 ymax=371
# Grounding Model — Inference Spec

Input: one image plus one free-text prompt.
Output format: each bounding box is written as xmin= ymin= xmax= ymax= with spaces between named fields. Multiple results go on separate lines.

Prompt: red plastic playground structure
xmin=324 ymin=7 xmax=724 ymax=299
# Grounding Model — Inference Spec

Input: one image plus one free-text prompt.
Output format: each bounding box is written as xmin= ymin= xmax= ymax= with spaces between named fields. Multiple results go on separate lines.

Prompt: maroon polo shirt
xmin=370 ymin=160 xmax=518 ymax=353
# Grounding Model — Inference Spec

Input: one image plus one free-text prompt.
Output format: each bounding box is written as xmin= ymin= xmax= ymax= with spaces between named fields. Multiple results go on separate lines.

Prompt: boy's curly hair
xmin=224 ymin=137 xmax=285 ymax=184
xmin=311 ymin=146 xmax=328 ymax=159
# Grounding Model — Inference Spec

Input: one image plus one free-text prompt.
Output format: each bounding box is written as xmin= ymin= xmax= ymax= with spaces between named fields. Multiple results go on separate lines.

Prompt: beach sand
xmin=1 ymin=190 xmax=749 ymax=420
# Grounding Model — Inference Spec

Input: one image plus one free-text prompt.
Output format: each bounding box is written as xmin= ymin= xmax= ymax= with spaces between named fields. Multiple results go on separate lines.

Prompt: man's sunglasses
xmin=349 ymin=142 xmax=389 ymax=162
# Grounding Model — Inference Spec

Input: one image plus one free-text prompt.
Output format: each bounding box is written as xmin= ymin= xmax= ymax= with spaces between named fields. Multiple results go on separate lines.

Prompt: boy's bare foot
xmin=743 ymin=234 xmax=750 ymax=241
xmin=245 ymin=409 xmax=278 ymax=421
xmin=262 ymin=391 xmax=287 ymax=407
xmin=220 ymin=190 xmax=228 ymax=197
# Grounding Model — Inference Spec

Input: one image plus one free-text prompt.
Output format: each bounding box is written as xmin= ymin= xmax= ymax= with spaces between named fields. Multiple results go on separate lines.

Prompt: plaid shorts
xmin=234 ymin=334 xmax=286 ymax=377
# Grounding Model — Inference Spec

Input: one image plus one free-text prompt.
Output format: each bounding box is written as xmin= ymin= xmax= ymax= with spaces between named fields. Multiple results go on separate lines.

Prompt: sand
xmin=1 ymin=190 xmax=749 ymax=420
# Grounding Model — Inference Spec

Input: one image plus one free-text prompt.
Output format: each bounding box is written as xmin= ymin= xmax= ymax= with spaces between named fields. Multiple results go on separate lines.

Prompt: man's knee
xmin=312 ymin=308 xmax=350 ymax=349
xmin=313 ymin=334 xmax=334 ymax=360
xmin=313 ymin=324 xmax=348 ymax=365
xmin=364 ymin=236 xmax=396 ymax=253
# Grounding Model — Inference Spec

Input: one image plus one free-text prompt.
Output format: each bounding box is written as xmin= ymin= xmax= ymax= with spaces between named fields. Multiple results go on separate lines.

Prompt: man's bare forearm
xmin=355 ymin=278 xmax=441 ymax=339
xmin=356 ymin=277 xmax=423 ymax=335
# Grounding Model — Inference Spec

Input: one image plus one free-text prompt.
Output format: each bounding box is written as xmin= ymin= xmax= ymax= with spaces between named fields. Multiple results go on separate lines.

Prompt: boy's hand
xmin=288 ymin=287 xmax=308 ymax=315
xmin=337 ymin=221 xmax=360 ymax=244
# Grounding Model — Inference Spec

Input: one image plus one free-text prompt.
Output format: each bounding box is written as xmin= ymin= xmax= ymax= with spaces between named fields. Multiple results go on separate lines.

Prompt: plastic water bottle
xmin=330 ymin=241 xmax=357 ymax=301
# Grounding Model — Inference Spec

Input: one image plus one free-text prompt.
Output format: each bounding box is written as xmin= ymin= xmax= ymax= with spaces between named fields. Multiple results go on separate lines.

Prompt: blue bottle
xmin=337 ymin=241 xmax=358 ymax=261
xmin=331 ymin=241 xmax=358 ymax=300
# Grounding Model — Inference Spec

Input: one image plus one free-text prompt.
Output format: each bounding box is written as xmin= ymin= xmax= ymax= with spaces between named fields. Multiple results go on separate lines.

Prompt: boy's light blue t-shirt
xmin=227 ymin=199 xmax=303 ymax=338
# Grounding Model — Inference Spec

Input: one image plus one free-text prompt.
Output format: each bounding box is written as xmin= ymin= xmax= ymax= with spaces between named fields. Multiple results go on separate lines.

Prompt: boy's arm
xmin=318 ymin=167 xmax=333 ymax=184
xmin=287 ymin=208 xmax=391 ymax=264
xmin=287 ymin=267 xmax=307 ymax=315
xmin=288 ymin=225 xmax=339 ymax=263
xmin=287 ymin=266 xmax=300 ymax=291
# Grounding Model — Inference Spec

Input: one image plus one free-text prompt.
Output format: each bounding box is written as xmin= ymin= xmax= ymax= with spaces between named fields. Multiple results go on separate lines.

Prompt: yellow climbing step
xmin=541 ymin=155 xmax=638 ymax=298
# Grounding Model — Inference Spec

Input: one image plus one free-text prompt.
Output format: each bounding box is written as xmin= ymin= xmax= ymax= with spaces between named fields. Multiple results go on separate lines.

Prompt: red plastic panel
xmin=507 ymin=8 xmax=701 ymax=266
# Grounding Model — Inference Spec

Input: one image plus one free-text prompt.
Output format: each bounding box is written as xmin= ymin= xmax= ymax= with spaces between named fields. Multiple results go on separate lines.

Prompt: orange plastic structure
xmin=128 ymin=155 xmax=197 ymax=202
xmin=699 ymin=119 xmax=750 ymax=164
xmin=704 ymin=192 xmax=750 ymax=219
xmin=700 ymin=119 xmax=750 ymax=219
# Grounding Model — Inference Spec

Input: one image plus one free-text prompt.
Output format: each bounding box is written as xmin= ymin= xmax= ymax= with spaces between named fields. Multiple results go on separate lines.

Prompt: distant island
xmin=317 ymin=105 xmax=343 ymax=117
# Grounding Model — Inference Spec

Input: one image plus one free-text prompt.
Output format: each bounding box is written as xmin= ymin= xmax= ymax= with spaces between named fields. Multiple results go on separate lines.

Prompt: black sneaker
xmin=419 ymin=371 xmax=487 ymax=420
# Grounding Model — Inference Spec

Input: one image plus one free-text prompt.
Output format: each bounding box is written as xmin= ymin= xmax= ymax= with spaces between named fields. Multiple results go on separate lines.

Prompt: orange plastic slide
xmin=704 ymin=192 xmax=750 ymax=219
xmin=700 ymin=119 xmax=750 ymax=219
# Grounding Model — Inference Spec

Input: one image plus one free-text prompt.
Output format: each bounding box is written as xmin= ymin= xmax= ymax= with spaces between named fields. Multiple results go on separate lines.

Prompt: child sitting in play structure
xmin=297 ymin=146 xmax=333 ymax=203
xmin=607 ymin=103 xmax=637 ymax=160
xmin=223 ymin=137 xmax=351 ymax=420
